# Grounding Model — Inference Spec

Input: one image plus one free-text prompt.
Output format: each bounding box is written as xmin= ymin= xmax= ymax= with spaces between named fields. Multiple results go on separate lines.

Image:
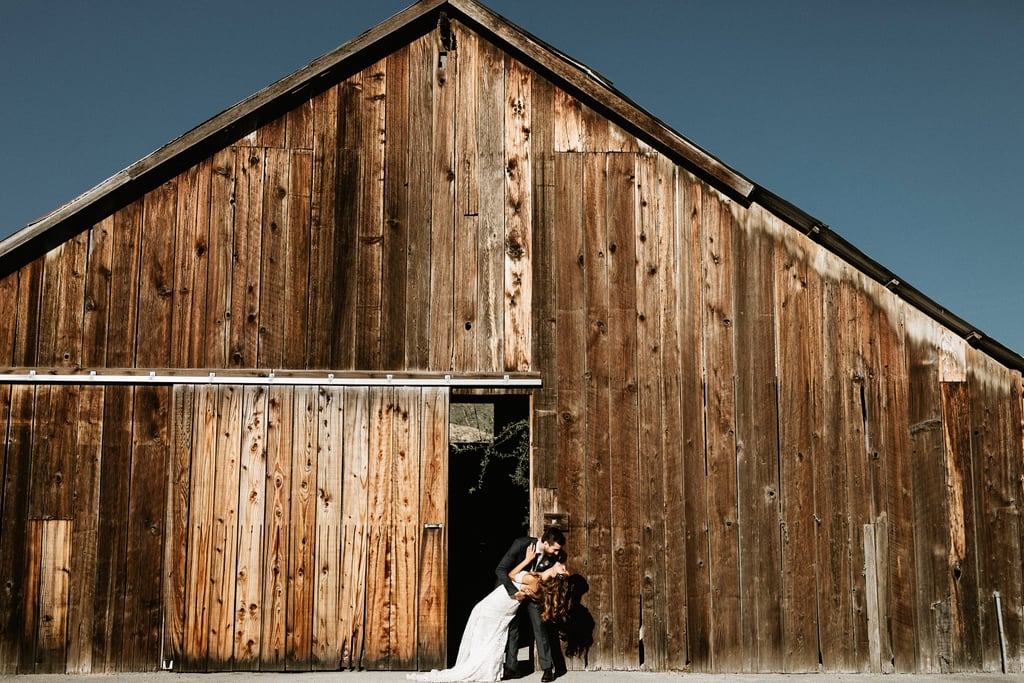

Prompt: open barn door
xmin=164 ymin=384 xmax=449 ymax=672
xmin=445 ymin=395 xmax=530 ymax=667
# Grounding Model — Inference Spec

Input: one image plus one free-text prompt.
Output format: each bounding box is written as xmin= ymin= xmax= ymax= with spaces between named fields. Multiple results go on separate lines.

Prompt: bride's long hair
xmin=538 ymin=574 xmax=573 ymax=624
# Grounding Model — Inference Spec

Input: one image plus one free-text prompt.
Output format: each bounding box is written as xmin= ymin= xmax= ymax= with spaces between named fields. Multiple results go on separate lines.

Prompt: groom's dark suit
xmin=495 ymin=536 xmax=563 ymax=676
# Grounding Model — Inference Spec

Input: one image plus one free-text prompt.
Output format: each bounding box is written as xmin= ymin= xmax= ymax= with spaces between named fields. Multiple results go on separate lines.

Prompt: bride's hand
xmin=524 ymin=546 xmax=537 ymax=563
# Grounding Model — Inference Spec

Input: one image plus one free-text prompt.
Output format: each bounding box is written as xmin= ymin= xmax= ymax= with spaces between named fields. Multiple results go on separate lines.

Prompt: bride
xmin=408 ymin=546 xmax=570 ymax=682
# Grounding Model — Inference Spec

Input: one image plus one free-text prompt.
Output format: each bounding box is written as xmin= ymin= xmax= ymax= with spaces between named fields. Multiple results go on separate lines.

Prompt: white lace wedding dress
xmin=407 ymin=573 xmax=525 ymax=682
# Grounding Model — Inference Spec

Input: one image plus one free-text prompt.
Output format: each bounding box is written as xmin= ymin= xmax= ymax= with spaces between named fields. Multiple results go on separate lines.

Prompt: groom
xmin=495 ymin=527 xmax=567 ymax=682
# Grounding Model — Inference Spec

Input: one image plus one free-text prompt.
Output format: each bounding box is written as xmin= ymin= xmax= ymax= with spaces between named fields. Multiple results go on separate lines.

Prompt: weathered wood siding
xmin=1 ymin=15 xmax=1023 ymax=675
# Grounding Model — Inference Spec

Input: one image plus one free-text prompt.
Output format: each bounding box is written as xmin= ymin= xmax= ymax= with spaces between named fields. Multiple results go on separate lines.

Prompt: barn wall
xmin=1 ymin=15 xmax=1024 ymax=676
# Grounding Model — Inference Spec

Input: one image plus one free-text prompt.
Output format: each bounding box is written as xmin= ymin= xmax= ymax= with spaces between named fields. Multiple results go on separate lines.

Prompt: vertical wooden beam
xmin=260 ymin=385 xmax=293 ymax=670
xmin=390 ymin=388 xmax=420 ymax=668
xmin=312 ymin=386 xmax=343 ymax=669
xmin=286 ymin=387 xmax=318 ymax=668
xmin=229 ymin=148 xmax=264 ymax=369
xmin=383 ymin=45 xmax=411 ymax=370
xmin=307 ymin=84 xmax=339 ymax=368
xmin=257 ymin=149 xmax=291 ymax=368
xmin=701 ymin=189 xmax=741 ymax=671
xmin=405 ymin=34 xmax=434 ymax=370
xmin=679 ymin=173 xmax=711 ymax=671
xmin=340 ymin=387 xmax=369 ymax=669
xmin=476 ymin=38 xmax=506 ymax=374
xmin=235 ymin=386 xmax=268 ymax=667
xmin=607 ymin=152 xmax=640 ymax=669
xmin=504 ymin=57 xmax=532 ymax=373
xmin=635 ymin=152 xmax=667 ymax=669
xmin=428 ymin=26 xmax=456 ymax=373
xmin=203 ymin=149 xmax=237 ymax=369
xmin=732 ymin=206 xmax=781 ymax=671
xmin=773 ymin=222 xmax=822 ymax=672
xmin=160 ymin=385 xmax=192 ymax=672
xmin=363 ymin=387 xmax=395 ymax=668
xmin=283 ymin=150 xmax=313 ymax=369
xmin=582 ymin=151 xmax=612 ymax=668
xmin=207 ymin=386 xmax=242 ymax=667
xmin=355 ymin=59 xmax=388 ymax=370
xmin=416 ymin=387 xmax=448 ymax=670
xmin=171 ymin=158 xmax=212 ymax=367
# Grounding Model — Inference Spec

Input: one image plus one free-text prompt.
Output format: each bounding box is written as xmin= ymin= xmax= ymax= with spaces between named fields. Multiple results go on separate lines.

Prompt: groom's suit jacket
xmin=495 ymin=535 xmax=556 ymax=597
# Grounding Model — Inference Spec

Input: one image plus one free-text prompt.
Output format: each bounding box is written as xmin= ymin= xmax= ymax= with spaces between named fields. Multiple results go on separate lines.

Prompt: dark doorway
xmin=446 ymin=395 xmax=530 ymax=665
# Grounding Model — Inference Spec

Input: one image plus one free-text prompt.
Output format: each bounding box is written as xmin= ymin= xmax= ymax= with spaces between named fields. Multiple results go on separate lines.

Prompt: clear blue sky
xmin=2 ymin=1 xmax=1022 ymax=354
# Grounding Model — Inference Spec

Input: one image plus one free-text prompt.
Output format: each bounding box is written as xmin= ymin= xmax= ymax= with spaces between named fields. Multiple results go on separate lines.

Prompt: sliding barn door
xmin=164 ymin=384 xmax=448 ymax=672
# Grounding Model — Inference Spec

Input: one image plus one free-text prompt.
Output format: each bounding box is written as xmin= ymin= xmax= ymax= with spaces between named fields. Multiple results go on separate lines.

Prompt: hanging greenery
xmin=453 ymin=417 xmax=530 ymax=496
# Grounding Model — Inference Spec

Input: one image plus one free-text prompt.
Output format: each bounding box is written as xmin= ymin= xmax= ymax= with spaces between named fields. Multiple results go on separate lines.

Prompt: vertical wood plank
xmin=36 ymin=520 xmax=71 ymax=673
xmin=171 ymin=159 xmax=212 ymax=367
xmin=160 ymin=385 xmax=192 ymax=672
xmin=658 ymin=159 xmax=689 ymax=671
xmin=287 ymin=387 xmax=317 ymax=668
xmin=261 ymin=385 xmax=293 ymax=670
xmin=452 ymin=27 xmax=480 ymax=373
xmin=773 ymin=225 xmax=822 ymax=672
xmin=356 ymin=59 xmax=387 ymax=370
xmin=283 ymin=150 xmax=313 ymax=369
xmin=183 ymin=385 xmax=218 ymax=670
xmin=28 ymin=384 xmax=78 ymax=520
xmin=416 ymin=388 xmax=448 ymax=670
xmin=701 ymin=190 xmax=741 ymax=671
xmin=383 ymin=45 xmax=411 ymax=370
xmin=124 ymin=386 xmax=169 ymax=671
xmin=405 ymin=35 xmax=434 ymax=370
xmin=428 ymin=28 xmax=456 ymax=372
xmin=235 ymin=386 xmax=268 ymax=667
xmin=504 ymin=58 xmax=532 ymax=373
xmin=476 ymin=38 xmax=506 ymax=373
xmin=607 ymin=152 xmax=640 ymax=669
xmin=204 ymin=149 xmax=237 ymax=368
xmin=0 ymin=271 xmax=18 ymax=364
xmin=878 ymin=300 xmax=915 ymax=673
xmin=390 ymin=388 xmax=420 ymax=668
xmin=331 ymin=74 xmax=361 ymax=370
xmin=285 ymin=99 xmax=314 ymax=150
xmin=529 ymin=74 xmax=557 ymax=489
xmin=92 ymin=385 xmax=134 ymax=671
xmin=36 ymin=231 xmax=87 ymax=368
xmin=732 ymin=207 xmax=782 ymax=671
xmin=635 ymin=152 xmax=667 ymax=669
xmin=553 ymin=152 xmax=586 ymax=545
xmin=817 ymin=278 xmax=856 ymax=670
xmin=64 ymin=384 xmax=105 ymax=673
xmin=208 ymin=386 xmax=242 ymax=667
xmin=137 ymin=180 xmax=177 ymax=367
xmin=363 ymin=387 xmax=395 ymax=668
xmin=257 ymin=149 xmax=291 ymax=368
xmin=82 ymin=216 xmax=114 ymax=367
xmin=307 ymin=84 xmax=339 ymax=368
xmin=340 ymin=387 xmax=370 ymax=669
xmin=679 ymin=173 xmax=711 ymax=671
xmin=229 ymin=148 xmax=264 ymax=368
xmin=312 ymin=387 xmax=343 ymax=669
xmin=941 ymin=379 xmax=982 ymax=670
xmin=12 ymin=259 xmax=43 ymax=366
xmin=21 ymin=521 xmax=42 ymax=672
xmin=582 ymin=152 xmax=612 ymax=667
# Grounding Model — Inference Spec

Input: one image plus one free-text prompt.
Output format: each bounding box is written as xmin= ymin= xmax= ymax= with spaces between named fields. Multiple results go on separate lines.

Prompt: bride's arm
xmin=508 ymin=546 xmax=536 ymax=582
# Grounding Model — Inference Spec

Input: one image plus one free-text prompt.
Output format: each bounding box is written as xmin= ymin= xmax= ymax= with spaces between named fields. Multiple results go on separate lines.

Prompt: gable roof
xmin=1 ymin=0 xmax=1020 ymax=372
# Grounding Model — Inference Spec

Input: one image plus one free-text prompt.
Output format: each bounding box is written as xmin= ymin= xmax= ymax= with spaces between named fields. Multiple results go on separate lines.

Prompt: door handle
xmin=424 ymin=523 xmax=444 ymax=529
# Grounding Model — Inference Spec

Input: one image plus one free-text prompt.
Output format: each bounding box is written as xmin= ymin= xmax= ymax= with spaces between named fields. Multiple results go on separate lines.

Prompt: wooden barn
xmin=2 ymin=0 xmax=1023 ymax=675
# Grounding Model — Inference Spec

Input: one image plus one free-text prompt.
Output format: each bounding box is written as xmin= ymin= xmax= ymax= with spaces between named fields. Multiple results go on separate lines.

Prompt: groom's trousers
xmin=506 ymin=599 xmax=557 ymax=672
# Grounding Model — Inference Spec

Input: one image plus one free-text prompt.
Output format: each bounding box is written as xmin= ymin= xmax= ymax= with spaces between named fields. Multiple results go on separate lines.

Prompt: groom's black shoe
xmin=540 ymin=669 xmax=556 ymax=682
xmin=501 ymin=669 xmax=521 ymax=680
